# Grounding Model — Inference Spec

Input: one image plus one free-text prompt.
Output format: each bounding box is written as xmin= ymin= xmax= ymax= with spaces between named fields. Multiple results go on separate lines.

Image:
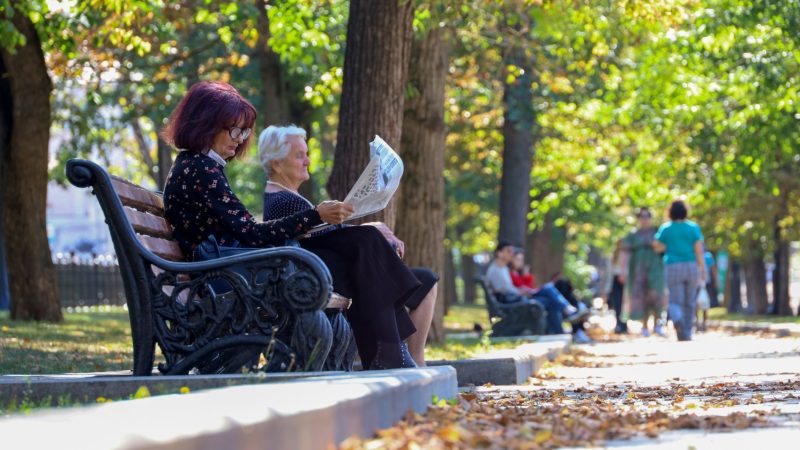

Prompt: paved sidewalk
xmin=498 ymin=331 xmax=800 ymax=448
xmin=707 ymin=319 xmax=800 ymax=338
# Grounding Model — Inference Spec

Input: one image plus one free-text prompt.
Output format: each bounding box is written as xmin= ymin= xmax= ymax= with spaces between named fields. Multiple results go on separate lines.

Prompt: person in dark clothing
xmin=162 ymin=81 xmax=420 ymax=369
xmin=257 ymin=125 xmax=437 ymax=367
xmin=607 ymin=239 xmax=628 ymax=334
xmin=552 ymin=276 xmax=593 ymax=344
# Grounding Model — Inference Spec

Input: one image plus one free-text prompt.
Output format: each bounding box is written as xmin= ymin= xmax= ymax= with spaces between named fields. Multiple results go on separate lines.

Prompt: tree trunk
xmin=0 ymin=10 xmax=62 ymax=321
xmin=444 ymin=248 xmax=458 ymax=311
xmin=327 ymin=0 xmax=413 ymax=229
xmin=430 ymin=247 xmax=457 ymax=343
xmin=743 ymin=253 xmax=768 ymax=315
xmin=395 ymin=27 xmax=448 ymax=343
xmin=726 ymin=260 xmax=743 ymax=314
xmin=773 ymin=219 xmax=792 ymax=315
xmin=156 ymin=135 xmax=173 ymax=190
xmin=498 ymin=49 xmax=534 ymax=247
xmin=0 ymin=53 xmax=11 ymax=310
xmin=256 ymin=0 xmax=290 ymax=128
xmin=461 ymin=254 xmax=477 ymax=305
xmin=526 ymin=215 xmax=566 ymax=286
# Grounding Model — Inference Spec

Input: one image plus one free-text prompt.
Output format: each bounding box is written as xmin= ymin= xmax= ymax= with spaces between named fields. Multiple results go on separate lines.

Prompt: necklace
xmin=266 ymin=180 xmax=298 ymax=193
xmin=267 ymin=180 xmax=314 ymax=208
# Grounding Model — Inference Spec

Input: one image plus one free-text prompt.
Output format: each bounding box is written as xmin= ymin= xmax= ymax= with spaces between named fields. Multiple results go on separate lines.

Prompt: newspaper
xmin=341 ymin=135 xmax=404 ymax=220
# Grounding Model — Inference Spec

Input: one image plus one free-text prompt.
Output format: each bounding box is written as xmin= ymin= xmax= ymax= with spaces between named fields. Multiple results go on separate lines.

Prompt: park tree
xmin=397 ymin=12 xmax=450 ymax=342
xmin=0 ymin=1 xmax=61 ymax=321
xmin=326 ymin=0 xmax=414 ymax=229
xmin=498 ymin=8 xmax=536 ymax=249
xmin=621 ymin=0 xmax=800 ymax=314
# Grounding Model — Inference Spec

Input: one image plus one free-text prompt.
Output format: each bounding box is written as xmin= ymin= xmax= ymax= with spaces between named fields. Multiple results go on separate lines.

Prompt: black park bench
xmin=476 ymin=277 xmax=546 ymax=337
xmin=66 ymin=159 xmax=356 ymax=375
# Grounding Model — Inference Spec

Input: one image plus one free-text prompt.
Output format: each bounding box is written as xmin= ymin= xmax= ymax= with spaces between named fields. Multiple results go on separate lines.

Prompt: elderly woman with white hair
xmin=258 ymin=125 xmax=438 ymax=368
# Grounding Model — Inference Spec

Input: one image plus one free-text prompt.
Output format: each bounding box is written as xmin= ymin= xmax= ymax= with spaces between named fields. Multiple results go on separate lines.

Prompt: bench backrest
xmin=476 ymin=276 xmax=502 ymax=319
xmin=110 ymin=176 xmax=184 ymax=262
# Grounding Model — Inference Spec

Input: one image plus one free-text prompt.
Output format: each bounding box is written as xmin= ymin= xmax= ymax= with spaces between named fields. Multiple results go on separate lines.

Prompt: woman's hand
xmin=315 ymin=201 xmax=354 ymax=225
xmin=363 ymin=221 xmax=405 ymax=258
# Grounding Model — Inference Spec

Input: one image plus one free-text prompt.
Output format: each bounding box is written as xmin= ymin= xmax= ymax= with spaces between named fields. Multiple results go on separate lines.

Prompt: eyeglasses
xmin=228 ymin=127 xmax=252 ymax=141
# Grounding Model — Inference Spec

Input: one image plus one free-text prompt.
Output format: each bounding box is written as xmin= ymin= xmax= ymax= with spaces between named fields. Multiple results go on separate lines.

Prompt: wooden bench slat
xmin=138 ymin=235 xmax=184 ymax=261
xmin=111 ymin=176 xmax=164 ymax=214
xmin=327 ymin=293 xmax=351 ymax=310
xmin=124 ymin=207 xmax=173 ymax=240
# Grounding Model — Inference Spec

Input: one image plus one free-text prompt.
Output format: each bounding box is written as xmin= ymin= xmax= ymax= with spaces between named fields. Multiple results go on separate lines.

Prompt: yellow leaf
xmin=133 ymin=385 xmax=151 ymax=399
xmin=437 ymin=424 xmax=461 ymax=443
xmin=535 ymin=430 xmax=553 ymax=444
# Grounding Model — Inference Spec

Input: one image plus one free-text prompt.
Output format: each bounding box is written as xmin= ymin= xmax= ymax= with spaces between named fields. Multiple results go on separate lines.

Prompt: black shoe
xmin=614 ymin=323 xmax=629 ymax=334
xmin=369 ymin=341 xmax=417 ymax=370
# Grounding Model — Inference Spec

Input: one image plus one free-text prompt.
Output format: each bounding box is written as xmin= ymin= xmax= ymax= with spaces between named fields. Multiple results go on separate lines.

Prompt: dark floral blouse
xmin=163 ymin=151 xmax=322 ymax=259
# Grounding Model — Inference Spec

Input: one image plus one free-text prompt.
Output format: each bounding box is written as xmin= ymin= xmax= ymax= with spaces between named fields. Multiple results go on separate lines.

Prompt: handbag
xmin=194 ymin=235 xmax=302 ymax=295
xmin=696 ymin=285 xmax=711 ymax=310
xmin=193 ymin=235 xmax=261 ymax=295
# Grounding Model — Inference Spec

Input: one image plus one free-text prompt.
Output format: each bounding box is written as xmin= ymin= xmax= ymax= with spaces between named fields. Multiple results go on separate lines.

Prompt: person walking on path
xmin=653 ymin=200 xmax=707 ymax=341
xmin=605 ymin=239 xmax=628 ymax=334
xmin=620 ymin=207 xmax=666 ymax=337
xmin=695 ymin=248 xmax=718 ymax=332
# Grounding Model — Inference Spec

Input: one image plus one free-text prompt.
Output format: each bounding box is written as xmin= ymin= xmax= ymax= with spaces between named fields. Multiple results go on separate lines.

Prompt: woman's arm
xmin=694 ymin=240 xmax=707 ymax=283
xmin=206 ymin=169 xmax=323 ymax=246
xmin=361 ymin=222 xmax=405 ymax=258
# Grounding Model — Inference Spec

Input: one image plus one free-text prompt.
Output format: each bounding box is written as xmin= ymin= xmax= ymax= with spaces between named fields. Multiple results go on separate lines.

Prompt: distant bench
xmin=476 ymin=277 xmax=545 ymax=337
xmin=66 ymin=159 xmax=356 ymax=375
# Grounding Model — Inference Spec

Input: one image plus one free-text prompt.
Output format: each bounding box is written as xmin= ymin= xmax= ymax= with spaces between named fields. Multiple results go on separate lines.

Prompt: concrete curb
xmin=707 ymin=320 xmax=800 ymax=337
xmin=0 ymin=366 xmax=457 ymax=450
xmin=0 ymin=370 xmax=345 ymax=406
xmin=428 ymin=334 xmax=571 ymax=386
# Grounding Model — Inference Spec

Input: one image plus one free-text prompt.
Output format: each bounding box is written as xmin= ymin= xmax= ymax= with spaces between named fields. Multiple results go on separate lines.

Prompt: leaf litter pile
xmin=339 ymin=349 xmax=800 ymax=450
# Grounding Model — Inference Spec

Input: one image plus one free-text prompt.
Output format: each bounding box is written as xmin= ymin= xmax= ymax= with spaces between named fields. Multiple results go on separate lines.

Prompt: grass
xmin=708 ymin=307 xmax=800 ymax=324
xmin=0 ymin=307 xmax=133 ymax=375
xmin=0 ymin=302 xmax=504 ymax=374
xmin=443 ymin=303 xmax=491 ymax=333
xmin=426 ymin=336 xmax=525 ymax=361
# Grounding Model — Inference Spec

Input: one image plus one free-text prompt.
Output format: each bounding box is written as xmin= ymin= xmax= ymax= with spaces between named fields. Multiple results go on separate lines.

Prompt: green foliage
xmin=6 ymin=0 xmax=795 ymax=282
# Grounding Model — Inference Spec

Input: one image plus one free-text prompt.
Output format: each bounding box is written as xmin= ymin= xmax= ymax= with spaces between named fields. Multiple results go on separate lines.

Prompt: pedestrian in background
xmin=604 ymin=239 xmax=628 ymax=334
xmin=653 ymin=200 xmax=707 ymax=341
xmin=620 ymin=207 xmax=666 ymax=337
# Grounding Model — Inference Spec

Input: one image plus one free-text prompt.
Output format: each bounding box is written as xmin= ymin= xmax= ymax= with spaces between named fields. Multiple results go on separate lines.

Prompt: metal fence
xmin=53 ymin=253 xmax=127 ymax=307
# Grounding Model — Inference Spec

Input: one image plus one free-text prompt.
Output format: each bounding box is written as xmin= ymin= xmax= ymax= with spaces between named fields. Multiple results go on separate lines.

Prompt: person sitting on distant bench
xmin=509 ymin=249 xmax=537 ymax=290
xmin=552 ymin=276 xmax=593 ymax=344
xmin=486 ymin=241 xmax=588 ymax=334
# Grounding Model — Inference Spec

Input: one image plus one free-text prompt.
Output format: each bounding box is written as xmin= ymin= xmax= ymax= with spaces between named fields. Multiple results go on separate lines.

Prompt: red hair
xmin=162 ymin=81 xmax=256 ymax=159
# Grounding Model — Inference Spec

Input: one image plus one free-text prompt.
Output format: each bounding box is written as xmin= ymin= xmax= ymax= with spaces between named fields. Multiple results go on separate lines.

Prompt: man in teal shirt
xmin=654 ymin=200 xmax=707 ymax=341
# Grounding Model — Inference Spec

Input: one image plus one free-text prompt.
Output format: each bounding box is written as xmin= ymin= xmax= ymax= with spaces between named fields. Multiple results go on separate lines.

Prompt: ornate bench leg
xmin=324 ymin=311 xmax=357 ymax=371
xmin=291 ymin=310 xmax=334 ymax=371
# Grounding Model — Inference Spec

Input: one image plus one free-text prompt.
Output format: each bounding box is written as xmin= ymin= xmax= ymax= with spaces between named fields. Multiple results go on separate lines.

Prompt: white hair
xmin=257 ymin=125 xmax=307 ymax=177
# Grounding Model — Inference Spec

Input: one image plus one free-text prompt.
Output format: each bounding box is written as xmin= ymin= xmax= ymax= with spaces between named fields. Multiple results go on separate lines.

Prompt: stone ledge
xmin=428 ymin=334 xmax=571 ymax=386
xmin=0 ymin=370 xmax=343 ymax=406
xmin=0 ymin=366 xmax=457 ymax=450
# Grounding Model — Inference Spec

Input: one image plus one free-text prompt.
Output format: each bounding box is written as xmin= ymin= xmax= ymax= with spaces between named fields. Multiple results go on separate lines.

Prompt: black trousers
xmin=300 ymin=226 xmax=423 ymax=366
xmin=608 ymin=275 xmax=625 ymax=326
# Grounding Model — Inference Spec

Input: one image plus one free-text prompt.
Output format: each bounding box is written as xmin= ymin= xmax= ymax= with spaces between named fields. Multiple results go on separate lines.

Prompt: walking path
xmin=340 ymin=330 xmax=800 ymax=449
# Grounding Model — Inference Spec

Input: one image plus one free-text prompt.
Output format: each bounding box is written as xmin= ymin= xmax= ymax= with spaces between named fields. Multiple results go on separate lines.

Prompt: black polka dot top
xmin=263 ymin=190 xmax=347 ymax=236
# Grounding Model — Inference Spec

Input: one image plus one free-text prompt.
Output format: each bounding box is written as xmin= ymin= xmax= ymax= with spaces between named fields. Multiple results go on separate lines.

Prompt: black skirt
xmin=299 ymin=226 xmax=422 ymax=340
